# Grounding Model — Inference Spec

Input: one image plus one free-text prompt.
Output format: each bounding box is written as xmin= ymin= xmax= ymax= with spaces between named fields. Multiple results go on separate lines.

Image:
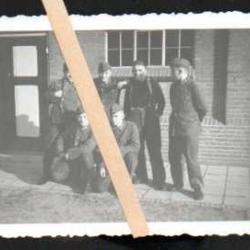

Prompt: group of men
xmin=41 ymin=57 xmax=207 ymax=200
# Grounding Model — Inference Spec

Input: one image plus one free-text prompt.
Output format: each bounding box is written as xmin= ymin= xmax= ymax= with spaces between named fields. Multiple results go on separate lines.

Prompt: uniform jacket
xmin=123 ymin=77 xmax=165 ymax=130
xmin=94 ymin=78 xmax=119 ymax=118
xmin=113 ymin=120 xmax=140 ymax=156
xmin=169 ymin=79 xmax=207 ymax=136
xmin=124 ymin=77 xmax=165 ymax=116
xmin=46 ymin=78 xmax=80 ymax=124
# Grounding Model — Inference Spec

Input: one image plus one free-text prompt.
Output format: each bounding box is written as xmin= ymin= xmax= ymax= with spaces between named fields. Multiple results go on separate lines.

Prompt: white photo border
xmin=0 ymin=13 xmax=249 ymax=237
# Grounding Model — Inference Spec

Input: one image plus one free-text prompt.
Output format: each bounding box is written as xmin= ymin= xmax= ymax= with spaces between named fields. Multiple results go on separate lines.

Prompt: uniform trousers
xmin=68 ymin=150 xmax=96 ymax=192
xmin=136 ymin=109 xmax=166 ymax=188
xmin=169 ymin=131 xmax=203 ymax=190
xmin=96 ymin=151 xmax=138 ymax=193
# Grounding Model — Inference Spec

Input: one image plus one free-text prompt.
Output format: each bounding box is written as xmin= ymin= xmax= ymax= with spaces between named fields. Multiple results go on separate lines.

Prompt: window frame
xmin=106 ymin=30 xmax=194 ymax=67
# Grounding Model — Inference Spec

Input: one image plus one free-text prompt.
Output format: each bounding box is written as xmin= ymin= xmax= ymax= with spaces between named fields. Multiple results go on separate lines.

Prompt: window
xmin=12 ymin=46 xmax=38 ymax=76
xmin=165 ymin=30 xmax=194 ymax=64
xmin=137 ymin=31 xmax=162 ymax=66
xmin=107 ymin=31 xmax=134 ymax=67
xmin=107 ymin=30 xmax=194 ymax=67
xmin=15 ymin=85 xmax=40 ymax=137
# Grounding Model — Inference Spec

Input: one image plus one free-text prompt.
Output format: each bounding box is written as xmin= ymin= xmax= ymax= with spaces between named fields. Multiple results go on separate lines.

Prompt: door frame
xmin=0 ymin=32 xmax=49 ymax=152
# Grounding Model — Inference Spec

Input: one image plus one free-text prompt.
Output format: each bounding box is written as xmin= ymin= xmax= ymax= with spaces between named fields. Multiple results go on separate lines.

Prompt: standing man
xmin=41 ymin=62 xmax=81 ymax=184
xmin=123 ymin=60 xmax=166 ymax=190
xmin=46 ymin=62 xmax=81 ymax=142
xmin=169 ymin=58 xmax=207 ymax=200
xmin=94 ymin=62 xmax=119 ymax=119
xmin=96 ymin=103 xmax=140 ymax=192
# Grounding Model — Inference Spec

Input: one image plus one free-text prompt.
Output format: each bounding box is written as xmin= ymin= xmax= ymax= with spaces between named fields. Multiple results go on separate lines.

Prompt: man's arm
xmin=63 ymin=126 xmax=83 ymax=161
xmin=154 ymin=81 xmax=166 ymax=116
xmin=78 ymin=129 xmax=97 ymax=154
xmin=191 ymin=82 xmax=208 ymax=122
xmin=120 ymin=122 xmax=140 ymax=156
xmin=54 ymin=135 xmax=65 ymax=157
xmin=123 ymin=83 xmax=132 ymax=117
xmin=46 ymin=80 xmax=63 ymax=103
xmin=80 ymin=136 xmax=97 ymax=153
xmin=169 ymin=83 xmax=174 ymax=109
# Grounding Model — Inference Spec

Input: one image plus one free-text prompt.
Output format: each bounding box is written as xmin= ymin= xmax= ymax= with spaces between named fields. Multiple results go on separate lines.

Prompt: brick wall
xmin=227 ymin=30 xmax=250 ymax=122
xmin=194 ymin=30 xmax=215 ymax=118
xmin=48 ymin=31 xmax=106 ymax=82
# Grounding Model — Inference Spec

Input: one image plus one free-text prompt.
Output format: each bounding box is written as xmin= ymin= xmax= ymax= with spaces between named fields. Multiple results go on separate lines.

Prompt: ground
xmin=0 ymin=157 xmax=249 ymax=223
xmin=0 ymin=183 xmax=246 ymax=223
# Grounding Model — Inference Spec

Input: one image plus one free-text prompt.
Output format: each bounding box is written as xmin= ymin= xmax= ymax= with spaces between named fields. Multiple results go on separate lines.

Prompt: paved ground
xmin=146 ymin=164 xmax=250 ymax=209
xmin=0 ymin=152 xmax=249 ymax=211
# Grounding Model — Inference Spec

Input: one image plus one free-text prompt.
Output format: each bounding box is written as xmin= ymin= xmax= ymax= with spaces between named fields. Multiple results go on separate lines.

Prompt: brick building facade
xmin=47 ymin=29 xmax=250 ymax=167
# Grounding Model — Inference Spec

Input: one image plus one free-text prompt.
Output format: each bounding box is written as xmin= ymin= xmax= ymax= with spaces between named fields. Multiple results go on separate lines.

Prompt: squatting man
xmin=42 ymin=108 xmax=98 ymax=193
xmin=96 ymin=103 xmax=140 ymax=192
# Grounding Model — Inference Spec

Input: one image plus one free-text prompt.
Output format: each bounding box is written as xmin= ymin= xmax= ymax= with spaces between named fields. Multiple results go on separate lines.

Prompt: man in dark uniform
xmin=123 ymin=60 xmax=166 ymax=190
xmin=94 ymin=62 xmax=119 ymax=119
xmin=46 ymin=62 xmax=81 ymax=143
xmin=96 ymin=103 xmax=140 ymax=192
xmin=42 ymin=108 xmax=97 ymax=193
xmin=169 ymin=58 xmax=207 ymax=200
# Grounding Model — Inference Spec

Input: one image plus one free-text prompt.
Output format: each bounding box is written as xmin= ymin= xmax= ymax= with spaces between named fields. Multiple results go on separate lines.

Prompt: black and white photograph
xmin=0 ymin=22 xmax=249 ymax=232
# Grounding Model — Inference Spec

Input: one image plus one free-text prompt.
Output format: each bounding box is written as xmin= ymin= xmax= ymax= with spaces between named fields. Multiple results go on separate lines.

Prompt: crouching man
xmin=42 ymin=109 xmax=97 ymax=193
xmin=96 ymin=103 xmax=140 ymax=192
xmin=169 ymin=58 xmax=207 ymax=200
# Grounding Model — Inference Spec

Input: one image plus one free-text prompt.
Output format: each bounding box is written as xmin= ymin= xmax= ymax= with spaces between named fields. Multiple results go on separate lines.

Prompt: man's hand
xmin=64 ymin=153 xmax=69 ymax=160
xmin=117 ymin=81 xmax=128 ymax=89
xmin=54 ymin=90 xmax=63 ymax=97
xmin=156 ymin=112 xmax=164 ymax=123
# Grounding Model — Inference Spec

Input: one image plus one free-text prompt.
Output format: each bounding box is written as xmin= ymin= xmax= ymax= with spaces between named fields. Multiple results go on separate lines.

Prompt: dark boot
xmin=193 ymin=185 xmax=204 ymax=200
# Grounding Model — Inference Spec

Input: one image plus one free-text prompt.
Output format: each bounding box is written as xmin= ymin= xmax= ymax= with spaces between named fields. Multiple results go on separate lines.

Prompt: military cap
xmin=171 ymin=58 xmax=191 ymax=71
xmin=110 ymin=103 xmax=123 ymax=115
xmin=98 ymin=62 xmax=111 ymax=73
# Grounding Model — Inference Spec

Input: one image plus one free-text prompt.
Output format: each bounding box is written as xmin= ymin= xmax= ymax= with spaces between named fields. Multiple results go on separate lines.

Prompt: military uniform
xmin=113 ymin=119 xmax=140 ymax=174
xmin=46 ymin=77 xmax=81 ymax=145
xmin=43 ymin=121 xmax=97 ymax=192
xmin=123 ymin=77 xmax=166 ymax=188
xmin=96 ymin=118 xmax=140 ymax=192
xmin=169 ymin=63 xmax=207 ymax=193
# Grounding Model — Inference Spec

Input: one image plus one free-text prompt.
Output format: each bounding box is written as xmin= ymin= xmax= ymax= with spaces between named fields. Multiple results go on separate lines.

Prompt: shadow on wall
xmin=212 ymin=30 xmax=229 ymax=124
xmin=0 ymin=114 xmax=43 ymax=185
xmin=16 ymin=114 xmax=40 ymax=138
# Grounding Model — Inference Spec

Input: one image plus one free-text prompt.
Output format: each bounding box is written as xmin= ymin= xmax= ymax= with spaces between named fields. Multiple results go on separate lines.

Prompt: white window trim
xmin=178 ymin=30 xmax=181 ymax=58
xmin=104 ymin=32 xmax=108 ymax=62
xmin=162 ymin=30 xmax=166 ymax=66
xmin=148 ymin=31 xmax=151 ymax=65
xmin=119 ymin=32 xmax=122 ymax=67
xmin=133 ymin=30 xmax=137 ymax=61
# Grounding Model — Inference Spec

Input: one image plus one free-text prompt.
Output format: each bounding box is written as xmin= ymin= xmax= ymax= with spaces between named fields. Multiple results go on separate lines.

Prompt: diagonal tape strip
xmin=41 ymin=0 xmax=149 ymax=237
